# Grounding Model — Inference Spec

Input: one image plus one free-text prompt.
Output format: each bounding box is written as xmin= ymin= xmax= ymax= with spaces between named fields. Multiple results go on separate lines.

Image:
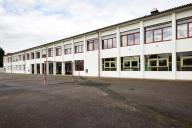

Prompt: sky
xmin=0 ymin=0 xmax=192 ymax=53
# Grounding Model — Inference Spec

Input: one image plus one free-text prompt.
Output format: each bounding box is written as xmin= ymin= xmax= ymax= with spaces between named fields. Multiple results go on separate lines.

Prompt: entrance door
xmin=65 ymin=61 xmax=72 ymax=75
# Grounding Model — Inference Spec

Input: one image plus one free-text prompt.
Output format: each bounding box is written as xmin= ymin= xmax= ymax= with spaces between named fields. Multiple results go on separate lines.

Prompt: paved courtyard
xmin=0 ymin=73 xmax=192 ymax=128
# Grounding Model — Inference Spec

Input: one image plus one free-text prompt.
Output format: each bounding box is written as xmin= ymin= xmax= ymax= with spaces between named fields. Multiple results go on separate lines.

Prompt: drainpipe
xmin=97 ymin=31 xmax=100 ymax=78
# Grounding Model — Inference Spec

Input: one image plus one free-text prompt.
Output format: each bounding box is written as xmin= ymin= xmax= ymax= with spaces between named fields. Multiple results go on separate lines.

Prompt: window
xmin=36 ymin=51 xmax=40 ymax=59
xmin=48 ymin=48 xmax=53 ymax=57
xmin=27 ymin=53 xmax=30 ymax=60
xmin=177 ymin=51 xmax=192 ymax=71
xmin=18 ymin=55 xmax=21 ymax=61
xmin=74 ymin=42 xmax=83 ymax=53
xmin=121 ymin=56 xmax=140 ymax=71
xmin=75 ymin=60 xmax=84 ymax=71
xmin=177 ymin=17 xmax=192 ymax=39
xmin=31 ymin=52 xmax=34 ymax=59
xmin=145 ymin=22 xmax=172 ymax=43
xmin=87 ymin=38 xmax=98 ymax=51
xmin=145 ymin=54 xmax=172 ymax=71
xmin=42 ymin=49 xmax=46 ymax=58
xmin=64 ymin=44 xmax=72 ymax=55
xmin=102 ymin=34 xmax=116 ymax=49
xmin=121 ymin=29 xmax=140 ymax=46
xmin=22 ymin=54 xmax=25 ymax=60
xmin=55 ymin=46 xmax=62 ymax=56
xmin=102 ymin=58 xmax=117 ymax=71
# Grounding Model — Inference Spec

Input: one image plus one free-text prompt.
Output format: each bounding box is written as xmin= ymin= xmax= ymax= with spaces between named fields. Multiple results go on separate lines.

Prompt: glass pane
xmin=177 ymin=24 xmax=187 ymax=38
xmin=189 ymin=23 xmax=192 ymax=37
xmin=105 ymin=63 xmax=109 ymax=67
xmin=163 ymin=27 xmax=172 ymax=40
xmin=113 ymin=38 xmax=117 ymax=48
xmin=94 ymin=40 xmax=98 ymax=50
xmin=124 ymin=61 xmax=130 ymax=67
xmin=121 ymin=36 xmax=127 ymax=46
xmin=103 ymin=40 xmax=108 ymax=49
xmin=132 ymin=61 xmax=138 ymax=67
xmin=159 ymin=59 xmax=167 ymax=66
xmin=128 ymin=34 xmax=134 ymax=45
xmin=183 ymin=58 xmax=192 ymax=66
xmin=154 ymin=29 xmax=162 ymax=42
xmin=146 ymin=31 xmax=153 ymax=43
xmin=111 ymin=62 xmax=116 ymax=67
xmin=108 ymin=39 xmax=113 ymax=48
xmin=134 ymin=33 xmax=140 ymax=45
xmin=150 ymin=60 xmax=157 ymax=66
xmin=88 ymin=42 xmax=93 ymax=51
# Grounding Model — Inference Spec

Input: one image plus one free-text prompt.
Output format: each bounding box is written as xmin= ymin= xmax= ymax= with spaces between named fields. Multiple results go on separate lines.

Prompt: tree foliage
xmin=0 ymin=47 xmax=5 ymax=67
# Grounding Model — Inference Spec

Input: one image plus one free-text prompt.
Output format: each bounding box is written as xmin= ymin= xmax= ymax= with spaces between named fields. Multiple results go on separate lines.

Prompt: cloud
xmin=0 ymin=0 xmax=192 ymax=53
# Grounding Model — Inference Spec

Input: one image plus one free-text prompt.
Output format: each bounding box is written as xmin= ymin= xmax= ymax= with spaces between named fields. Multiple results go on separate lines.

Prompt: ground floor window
xmin=31 ymin=64 xmax=34 ymax=74
xmin=121 ymin=56 xmax=140 ymax=71
xmin=56 ymin=62 xmax=62 ymax=74
xmin=145 ymin=53 xmax=172 ymax=71
xmin=102 ymin=58 xmax=117 ymax=71
xmin=37 ymin=64 xmax=40 ymax=74
xmin=49 ymin=62 xmax=53 ymax=74
xmin=75 ymin=60 xmax=84 ymax=71
xmin=177 ymin=51 xmax=192 ymax=71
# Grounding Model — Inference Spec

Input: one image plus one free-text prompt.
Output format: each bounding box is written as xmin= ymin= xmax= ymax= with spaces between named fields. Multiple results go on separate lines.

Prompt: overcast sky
xmin=0 ymin=0 xmax=191 ymax=53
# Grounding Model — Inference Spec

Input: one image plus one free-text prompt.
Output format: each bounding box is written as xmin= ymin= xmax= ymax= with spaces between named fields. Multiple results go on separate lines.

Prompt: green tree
xmin=0 ymin=47 xmax=5 ymax=67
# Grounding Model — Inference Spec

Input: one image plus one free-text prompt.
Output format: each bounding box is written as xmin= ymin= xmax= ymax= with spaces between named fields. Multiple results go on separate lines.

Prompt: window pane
xmin=111 ymin=62 xmax=116 ymax=67
xmin=150 ymin=60 xmax=157 ymax=66
xmin=154 ymin=29 xmax=162 ymax=42
xmin=177 ymin=24 xmax=187 ymax=38
xmin=128 ymin=34 xmax=134 ymax=45
xmin=103 ymin=40 xmax=108 ymax=49
xmin=105 ymin=63 xmax=109 ymax=67
xmin=88 ymin=42 xmax=93 ymax=51
xmin=108 ymin=39 xmax=113 ymax=48
xmin=159 ymin=59 xmax=167 ymax=66
xmin=132 ymin=61 xmax=138 ymax=67
xmin=124 ymin=61 xmax=130 ymax=67
xmin=134 ymin=33 xmax=140 ymax=45
xmin=183 ymin=58 xmax=192 ymax=66
xmin=163 ymin=27 xmax=172 ymax=40
xmin=113 ymin=38 xmax=117 ymax=48
xmin=121 ymin=36 xmax=127 ymax=46
xmin=146 ymin=31 xmax=153 ymax=43
xmin=189 ymin=23 xmax=192 ymax=37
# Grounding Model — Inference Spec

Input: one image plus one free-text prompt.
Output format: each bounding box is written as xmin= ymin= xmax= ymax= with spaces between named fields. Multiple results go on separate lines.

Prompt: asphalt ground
xmin=0 ymin=73 xmax=192 ymax=128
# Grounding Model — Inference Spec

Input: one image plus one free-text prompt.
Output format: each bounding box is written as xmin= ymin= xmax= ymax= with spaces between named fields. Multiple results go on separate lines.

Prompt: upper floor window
xmin=48 ymin=48 xmax=53 ymax=57
xmin=121 ymin=29 xmax=140 ymax=47
xmin=27 ymin=53 xmax=30 ymax=60
xmin=18 ymin=55 xmax=21 ymax=61
xmin=102 ymin=34 xmax=116 ymax=49
xmin=55 ymin=46 xmax=62 ymax=56
xmin=145 ymin=22 xmax=172 ymax=44
xmin=64 ymin=44 xmax=72 ymax=55
xmin=36 ymin=51 xmax=40 ymax=59
xmin=42 ymin=49 xmax=46 ymax=58
xmin=87 ymin=38 xmax=98 ymax=51
xmin=177 ymin=17 xmax=192 ymax=39
xmin=22 ymin=54 xmax=25 ymax=60
xmin=74 ymin=42 xmax=83 ymax=53
xmin=31 ymin=52 xmax=34 ymax=59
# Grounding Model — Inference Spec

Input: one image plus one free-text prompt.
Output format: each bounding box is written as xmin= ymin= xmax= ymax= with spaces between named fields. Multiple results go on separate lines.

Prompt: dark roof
xmin=5 ymin=3 xmax=192 ymax=56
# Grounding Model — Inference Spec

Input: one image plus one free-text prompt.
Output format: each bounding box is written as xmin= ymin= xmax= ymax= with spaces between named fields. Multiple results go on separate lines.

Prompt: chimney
xmin=151 ymin=8 xmax=159 ymax=15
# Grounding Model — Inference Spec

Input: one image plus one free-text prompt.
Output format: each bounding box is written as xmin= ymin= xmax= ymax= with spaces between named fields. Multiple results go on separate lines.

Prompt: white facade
xmin=3 ymin=4 xmax=192 ymax=80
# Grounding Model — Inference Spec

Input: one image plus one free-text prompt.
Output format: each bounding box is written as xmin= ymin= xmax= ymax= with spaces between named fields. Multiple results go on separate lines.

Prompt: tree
xmin=0 ymin=47 xmax=5 ymax=67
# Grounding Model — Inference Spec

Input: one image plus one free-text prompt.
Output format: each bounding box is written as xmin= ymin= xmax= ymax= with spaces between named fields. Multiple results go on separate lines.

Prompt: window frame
xmin=176 ymin=17 xmax=192 ymax=39
xmin=102 ymin=36 xmax=116 ymax=49
xmin=55 ymin=46 xmax=62 ymax=56
xmin=75 ymin=60 xmax=84 ymax=71
xmin=87 ymin=38 xmax=98 ymax=51
xmin=74 ymin=42 xmax=84 ymax=54
xmin=102 ymin=58 xmax=117 ymax=71
xmin=145 ymin=22 xmax=172 ymax=44
xmin=121 ymin=32 xmax=140 ymax=47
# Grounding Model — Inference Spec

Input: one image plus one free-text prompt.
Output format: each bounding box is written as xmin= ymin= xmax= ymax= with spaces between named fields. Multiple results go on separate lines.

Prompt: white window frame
xmin=181 ymin=56 xmax=192 ymax=67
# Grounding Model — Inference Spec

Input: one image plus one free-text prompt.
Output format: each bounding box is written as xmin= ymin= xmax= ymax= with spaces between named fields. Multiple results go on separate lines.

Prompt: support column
xmin=53 ymin=61 xmax=56 ymax=75
xmin=140 ymin=21 xmax=144 ymax=79
xmin=98 ymin=32 xmax=101 ymax=77
xmin=172 ymin=13 xmax=176 ymax=80
xmin=46 ymin=62 xmax=49 ymax=75
xmin=62 ymin=62 xmax=65 ymax=75
xmin=34 ymin=64 xmax=37 ymax=74
xmin=116 ymin=27 xmax=121 ymax=78
xmin=72 ymin=39 xmax=75 ymax=76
